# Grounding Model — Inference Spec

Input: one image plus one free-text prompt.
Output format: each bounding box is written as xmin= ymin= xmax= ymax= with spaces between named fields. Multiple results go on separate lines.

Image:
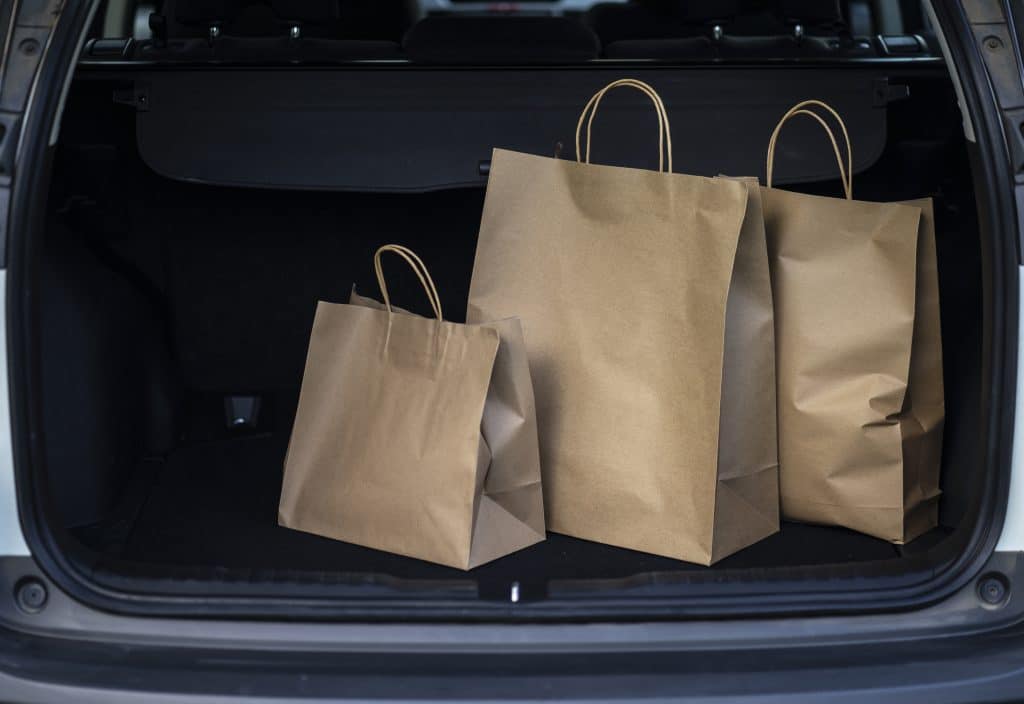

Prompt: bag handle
xmin=575 ymin=78 xmax=673 ymax=173
xmin=373 ymin=244 xmax=444 ymax=321
xmin=766 ymin=99 xmax=853 ymax=200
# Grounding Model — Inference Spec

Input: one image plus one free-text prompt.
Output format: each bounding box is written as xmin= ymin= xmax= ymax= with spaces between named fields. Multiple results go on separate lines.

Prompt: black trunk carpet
xmin=99 ymin=433 xmax=915 ymax=596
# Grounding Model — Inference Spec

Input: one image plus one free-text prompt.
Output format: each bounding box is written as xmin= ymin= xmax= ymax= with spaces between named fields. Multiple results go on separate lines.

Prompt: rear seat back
xmin=334 ymin=0 xmax=418 ymax=42
xmin=169 ymin=0 xmax=414 ymax=38
xmin=141 ymin=0 xmax=409 ymax=61
xmin=779 ymin=0 xmax=844 ymax=33
xmin=602 ymin=0 xmax=871 ymax=60
xmin=231 ymin=1 xmax=340 ymax=38
xmin=142 ymin=0 xmax=865 ymax=63
xmin=169 ymin=0 xmax=243 ymax=37
xmin=403 ymin=16 xmax=600 ymax=65
xmin=722 ymin=0 xmax=867 ymax=58
xmin=586 ymin=0 xmax=737 ymax=44
xmin=167 ymin=0 xmax=340 ymax=37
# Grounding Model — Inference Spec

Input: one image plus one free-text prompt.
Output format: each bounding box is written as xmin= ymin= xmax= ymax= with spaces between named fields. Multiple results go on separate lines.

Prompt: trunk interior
xmin=28 ymin=57 xmax=985 ymax=608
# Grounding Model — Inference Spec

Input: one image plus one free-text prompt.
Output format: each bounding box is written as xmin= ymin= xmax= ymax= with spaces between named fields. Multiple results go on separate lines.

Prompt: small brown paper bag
xmin=468 ymin=79 xmax=779 ymax=565
xmin=279 ymin=245 xmax=545 ymax=569
xmin=762 ymin=100 xmax=944 ymax=543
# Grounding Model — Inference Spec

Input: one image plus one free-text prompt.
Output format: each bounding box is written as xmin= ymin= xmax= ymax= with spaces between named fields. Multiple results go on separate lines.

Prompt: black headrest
xmin=174 ymin=0 xmax=338 ymax=26
xmin=622 ymin=1 xmax=739 ymax=22
xmin=403 ymin=17 xmax=600 ymax=65
xmin=174 ymin=0 xmax=243 ymax=24
xmin=780 ymin=0 xmax=842 ymax=24
xmin=335 ymin=0 xmax=417 ymax=41
xmin=267 ymin=0 xmax=339 ymax=22
xmin=677 ymin=0 xmax=740 ymax=22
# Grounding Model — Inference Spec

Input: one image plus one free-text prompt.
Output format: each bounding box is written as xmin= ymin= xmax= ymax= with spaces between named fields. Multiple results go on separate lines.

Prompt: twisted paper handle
xmin=373 ymin=244 xmax=443 ymax=320
xmin=766 ymin=99 xmax=852 ymax=200
xmin=575 ymin=78 xmax=673 ymax=173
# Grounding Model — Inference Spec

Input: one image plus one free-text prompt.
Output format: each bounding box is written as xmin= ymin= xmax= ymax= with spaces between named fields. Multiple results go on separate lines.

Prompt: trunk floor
xmin=85 ymin=433 xmax=926 ymax=591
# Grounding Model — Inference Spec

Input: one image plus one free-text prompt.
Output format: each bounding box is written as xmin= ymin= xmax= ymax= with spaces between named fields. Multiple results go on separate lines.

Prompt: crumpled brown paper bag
xmin=762 ymin=100 xmax=944 ymax=543
xmin=279 ymin=245 xmax=545 ymax=569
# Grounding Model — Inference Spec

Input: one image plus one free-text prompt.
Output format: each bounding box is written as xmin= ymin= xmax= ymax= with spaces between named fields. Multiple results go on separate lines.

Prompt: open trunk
xmin=23 ymin=53 xmax=989 ymax=615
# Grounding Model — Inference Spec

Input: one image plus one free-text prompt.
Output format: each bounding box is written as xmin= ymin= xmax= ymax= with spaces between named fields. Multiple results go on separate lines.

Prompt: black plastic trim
xmin=4 ymin=553 xmax=1024 ymax=702
xmin=4 ymin=624 xmax=1024 ymax=702
xmin=2 ymin=0 xmax=1019 ymax=622
xmin=75 ymin=56 xmax=947 ymax=70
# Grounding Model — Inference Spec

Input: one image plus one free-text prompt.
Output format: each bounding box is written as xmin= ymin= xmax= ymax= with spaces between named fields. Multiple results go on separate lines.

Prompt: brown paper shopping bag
xmin=468 ymin=79 xmax=779 ymax=565
xmin=762 ymin=100 xmax=944 ymax=543
xmin=279 ymin=245 xmax=545 ymax=569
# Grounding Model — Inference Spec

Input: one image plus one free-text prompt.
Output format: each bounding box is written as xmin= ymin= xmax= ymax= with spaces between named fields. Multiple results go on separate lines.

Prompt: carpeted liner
xmin=112 ymin=433 xmax=904 ymax=596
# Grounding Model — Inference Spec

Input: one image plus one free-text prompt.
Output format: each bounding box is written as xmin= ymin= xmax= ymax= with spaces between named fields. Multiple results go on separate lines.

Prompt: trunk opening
xmin=24 ymin=62 xmax=987 ymax=615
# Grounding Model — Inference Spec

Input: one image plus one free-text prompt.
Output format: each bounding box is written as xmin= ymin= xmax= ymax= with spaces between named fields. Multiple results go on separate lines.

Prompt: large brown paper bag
xmin=468 ymin=79 xmax=779 ymax=565
xmin=762 ymin=100 xmax=944 ymax=543
xmin=279 ymin=245 xmax=545 ymax=569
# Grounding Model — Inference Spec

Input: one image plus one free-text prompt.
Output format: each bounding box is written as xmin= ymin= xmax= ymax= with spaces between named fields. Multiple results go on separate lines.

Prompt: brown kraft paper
xmin=280 ymin=245 xmax=545 ymax=569
xmin=468 ymin=79 xmax=779 ymax=565
xmin=761 ymin=100 xmax=944 ymax=543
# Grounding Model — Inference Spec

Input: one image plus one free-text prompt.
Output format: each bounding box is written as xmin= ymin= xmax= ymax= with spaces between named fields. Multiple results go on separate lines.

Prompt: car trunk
xmin=24 ymin=61 xmax=986 ymax=612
